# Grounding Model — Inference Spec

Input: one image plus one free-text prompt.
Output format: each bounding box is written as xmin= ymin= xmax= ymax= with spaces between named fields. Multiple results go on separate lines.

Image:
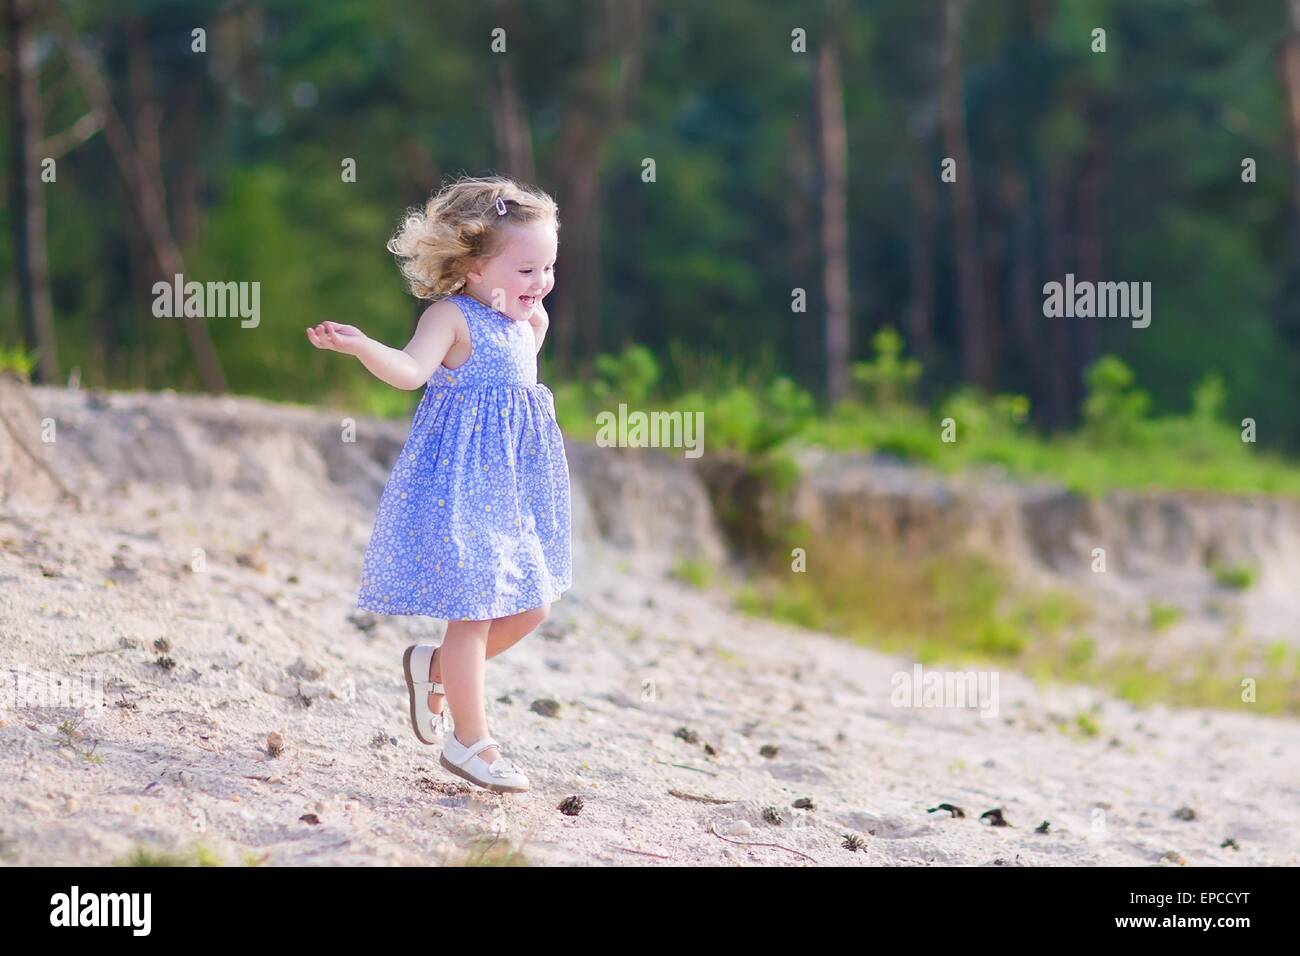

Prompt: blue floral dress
xmin=356 ymin=293 xmax=572 ymax=621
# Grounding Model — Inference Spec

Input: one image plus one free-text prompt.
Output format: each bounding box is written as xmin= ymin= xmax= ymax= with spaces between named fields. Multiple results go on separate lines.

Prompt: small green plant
xmin=1065 ymin=634 xmax=1095 ymax=670
xmin=454 ymin=836 xmax=530 ymax=867
xmin=1190 ymin=370 xmax=1227 ymax=422
xmin=1081 ymin=355 xmax=1151 ymax=445
xmin=1074 ymin=712 xmax=1101 ymax=738
xmin=1213 ymin=564 xmax=1256 ymax=590
xmin=1147 ymin=603 xmax=1182 ymax=631
xmin=0 ymin=342 xmax=38 ymax=379
xmin=592 ymin=344 xmax=660 ymax=408
xmin=710 ymin=643 xmax=746 ymax=668
xmin=192 ymin=843 xmax=224 ymax=867
xmin=55 ymin=714 xmax=102 ymax=764
xmin=938 ymin=388 xmax=1031 ymax=445
xmin=123 ymin=842 xmax=222 ymax=867
xmin=850 ymin=326 xmax=921 ymax=408
xmin=734 ymin=580 xmax=825 ymax=630
xmin=669 ymin=558 xmax=713 ymax=589
xmin=973 ymin=617 xmax=1029 ymax=657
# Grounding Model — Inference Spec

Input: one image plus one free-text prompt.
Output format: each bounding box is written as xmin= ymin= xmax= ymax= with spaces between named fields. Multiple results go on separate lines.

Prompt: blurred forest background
xmin=4 ymin=0 xmax=1300 ymax=493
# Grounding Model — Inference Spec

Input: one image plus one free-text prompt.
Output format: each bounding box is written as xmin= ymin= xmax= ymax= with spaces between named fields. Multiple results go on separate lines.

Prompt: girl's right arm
xmin=306 ymin=302 xmax=460 ymax=391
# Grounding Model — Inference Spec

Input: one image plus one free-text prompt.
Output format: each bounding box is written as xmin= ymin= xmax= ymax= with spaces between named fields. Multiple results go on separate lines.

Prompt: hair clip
xmin=495 ymin=197 xmax=508 ymax=216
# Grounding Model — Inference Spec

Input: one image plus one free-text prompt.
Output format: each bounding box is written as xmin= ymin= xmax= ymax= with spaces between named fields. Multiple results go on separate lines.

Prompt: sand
xmin=0 ymin=383 xmax=1296 ymax=866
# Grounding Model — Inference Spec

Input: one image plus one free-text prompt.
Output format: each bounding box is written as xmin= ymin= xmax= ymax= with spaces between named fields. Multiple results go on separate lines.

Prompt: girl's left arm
xmin=527 ymin=301 xmax=549 ymax=353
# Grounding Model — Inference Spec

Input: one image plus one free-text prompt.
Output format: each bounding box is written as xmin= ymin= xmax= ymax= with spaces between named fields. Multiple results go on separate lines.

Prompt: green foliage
xmin=123 ymin=842 xmax=223 ymax=867
xmin=850 ymin=326 xmax=921 ymax=408
xmin=938 ymin=387 xmax=1031 ymax=444
xmin=550 ymin=381 xmax=597 ymax=440
xmin=591 ymin=345 xmax=660 ymax=409
xmin=452 ymin=837 xmax=530 ymax=867
xmin=1212 ymin=564 xmax=1256 ymax=590
xmin=734 ymin=580 xmax=826 ymax=631
xmin=735 ymin=534 xmax=1300 ymax=714
xmin=776 ymin=346 xmax=1300 ymax=496
xmin=553 ymin=334 xmax=1300 ymax=498
xmin=1081 ymin=356 xmax=1151 ymax=446
xmin=1073 ymin=712 xmax=1101 ymax=738
xmin=669 ymin=558 xmax=713 ymax=589
xmin=565 ymin=342 xmax=818 ymax=459
xmin=679 ymin=375 xmax=815 ymax=455
xmin=1147 ymin=603 xmax=1182 ymax=632
xmin=1066 ymin=635 xmax=1095 ymax=669
xmin=0 ymin=342 xmax=37 ymax=379
xmin=1190 ymin=371 xmax=1227 ymax=423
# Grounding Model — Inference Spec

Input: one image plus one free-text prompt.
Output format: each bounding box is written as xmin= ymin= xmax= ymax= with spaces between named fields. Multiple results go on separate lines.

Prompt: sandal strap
xmin=459 ymin=736 xmax=498 ymax=761
xmin=410 ymin=644 xmax=444 ymax=695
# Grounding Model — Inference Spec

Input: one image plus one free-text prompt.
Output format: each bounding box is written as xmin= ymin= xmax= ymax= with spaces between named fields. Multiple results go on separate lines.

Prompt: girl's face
xmin=465 ymin=221 xmax=558 ymax=322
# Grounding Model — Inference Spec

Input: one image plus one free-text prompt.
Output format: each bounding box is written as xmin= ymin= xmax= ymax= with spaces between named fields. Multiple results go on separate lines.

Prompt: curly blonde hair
xmin=387 ymin=174 xmax=560 ymax=300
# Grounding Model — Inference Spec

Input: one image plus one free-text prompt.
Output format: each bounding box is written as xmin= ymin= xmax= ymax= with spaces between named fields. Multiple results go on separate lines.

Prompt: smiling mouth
xmin=519 ymin=295 xmax=537 ymax=307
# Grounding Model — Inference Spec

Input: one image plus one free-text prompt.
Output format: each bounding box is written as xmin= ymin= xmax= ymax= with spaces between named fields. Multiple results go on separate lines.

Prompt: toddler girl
xmin=306 ymin=174 xmax=572 ymax=794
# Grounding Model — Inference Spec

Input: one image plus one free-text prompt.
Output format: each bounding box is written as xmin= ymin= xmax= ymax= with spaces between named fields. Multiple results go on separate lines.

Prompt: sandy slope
xmin=0 ymin=385 xmax=1297 ymax=866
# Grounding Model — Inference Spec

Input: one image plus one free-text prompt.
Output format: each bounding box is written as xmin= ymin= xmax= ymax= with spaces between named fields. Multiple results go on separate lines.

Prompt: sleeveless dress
xmin=356 ymin=293 xmax=572 ymax=621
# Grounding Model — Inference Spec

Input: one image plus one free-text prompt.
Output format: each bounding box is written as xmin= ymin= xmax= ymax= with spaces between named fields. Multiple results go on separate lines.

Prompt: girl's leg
xmin=438 ymin=619 xmax=499 ymax=765
xmin=434 ymin=604 xmax=550 ymax=766
xmin=426 ymin=604 xmax=548 ymax=714
xmin=486 ymin=603 xmax=550 ymax=658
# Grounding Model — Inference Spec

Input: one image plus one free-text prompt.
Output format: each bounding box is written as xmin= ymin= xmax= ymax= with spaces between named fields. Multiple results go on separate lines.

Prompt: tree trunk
xmin=940 ymin=0 xmax=991 ymax=388
xmin=5 ymin=0 xmax=59 ymax=382
xmin=816 ymin=32 xmax=851 ymax=404
xmin=1043 ymin=162 xmax=1073 ymax=428
xmin=1277 ymin=0 xmax=1300 ymax=347
xmin=490 ymin=51 xmax=535 ymax=181
xmin=1076 ymin=121 xmax=1106 ymax=376
xmin=1003 ymin=170 xmax=1042 ymax=396
xmin=550 ymin=75 xmax=604 ymax=378
xmin=172 ymin=73 xmax=205 ymax=251
xmin=906 ymin=157 xmax=935 ymax=367
xmin=785 ymin=118 xmax=819 ymax=389
xmin=49 ymin=4 xmax=227 ymax=393
xmin=1282 ymin=0 xmax=1300 ymax=251
xmin=548 ymin=0 xmax=645 ymax=376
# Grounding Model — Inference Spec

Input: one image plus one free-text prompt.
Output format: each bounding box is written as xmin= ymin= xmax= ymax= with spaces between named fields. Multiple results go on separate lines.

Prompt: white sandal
xmin=440 ymin=733 xmax=529 ymax=793
xmin=402 ymin=644 xmax=447 ymax=745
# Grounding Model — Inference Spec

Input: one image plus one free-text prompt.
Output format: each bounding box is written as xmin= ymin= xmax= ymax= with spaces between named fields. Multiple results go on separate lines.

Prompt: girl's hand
xmin=307 ymin=321 xmax=368 ymax=356
xmin=527 ymin=299 xmax=549 ymax=328
xmin=526 ymin=299 xmax=549 ymax=352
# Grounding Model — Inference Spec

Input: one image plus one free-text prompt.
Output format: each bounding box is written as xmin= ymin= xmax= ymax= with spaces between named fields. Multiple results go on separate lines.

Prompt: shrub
xmin=1081 ymin=355 xmax=1151 ymax=445
xmin=0 ymin=342 xmax=37 ymax=380
xmin=850 ymin=326 xmax=921 ymax=408
xmin=592 ymin=344 xmax=660 ymax=408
